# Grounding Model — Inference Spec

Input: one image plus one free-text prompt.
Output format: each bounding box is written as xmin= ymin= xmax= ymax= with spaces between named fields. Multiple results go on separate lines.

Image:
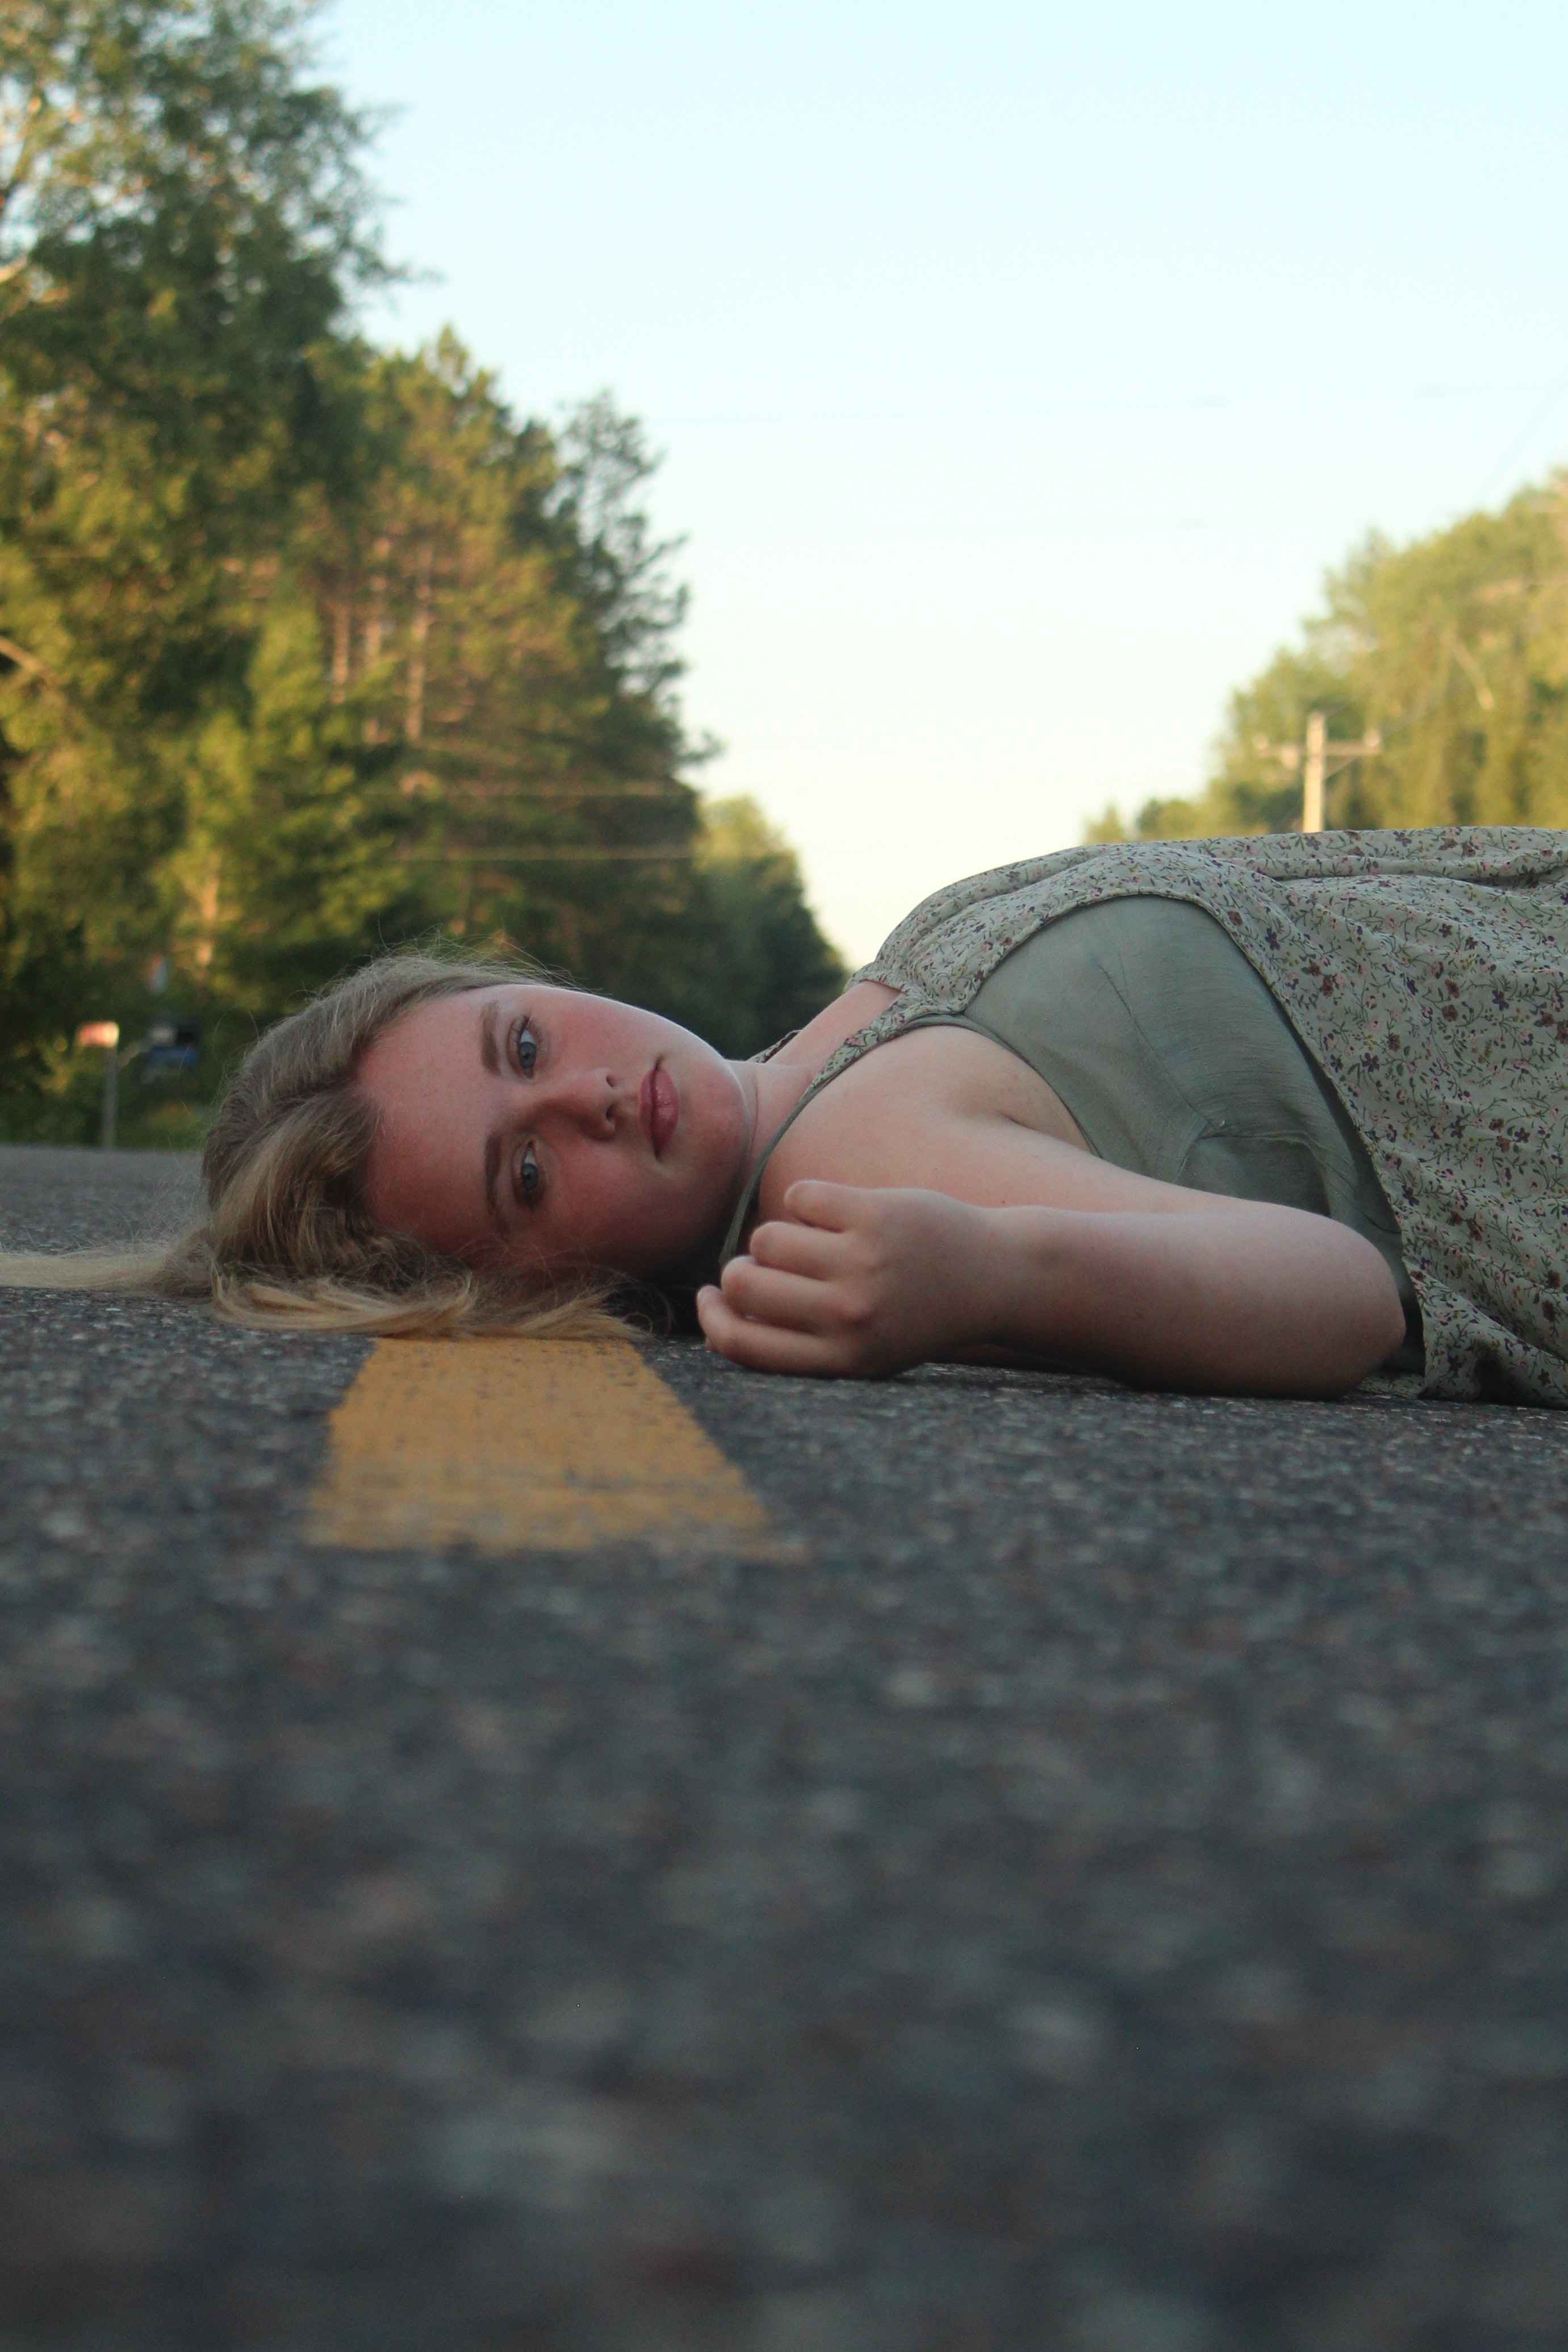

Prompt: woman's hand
xmin=697 ymin=1181 xmax=1000 ymax=1378
xmin=697 ymin=1178 xmax=1409 ymax=1394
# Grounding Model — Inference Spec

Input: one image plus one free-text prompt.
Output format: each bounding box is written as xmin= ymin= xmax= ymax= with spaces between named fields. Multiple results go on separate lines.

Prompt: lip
xmin=639 ymin=1062 xmax=679 ymax=1158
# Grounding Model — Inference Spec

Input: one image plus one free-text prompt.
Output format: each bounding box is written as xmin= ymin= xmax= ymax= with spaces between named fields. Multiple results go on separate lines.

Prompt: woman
xmin=12 ymin=825 xmax=1568 ymax=1404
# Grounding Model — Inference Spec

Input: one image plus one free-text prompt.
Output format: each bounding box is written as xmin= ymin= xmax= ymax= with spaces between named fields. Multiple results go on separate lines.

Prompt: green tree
xmin=0 ymin=3 xmax=847 ymax=1136
xmin=0 ymin=0 xmax=386 ymax=1104
xmin=689 ymin=795 xmax=847 ymax=1056
xmin=1089 ymin=476 xmax=1568 ymax=842
xmin=265 ymin=341 xmax=721 ymax=1017
xmin=1 ymin=0 xmax=382 ymax=466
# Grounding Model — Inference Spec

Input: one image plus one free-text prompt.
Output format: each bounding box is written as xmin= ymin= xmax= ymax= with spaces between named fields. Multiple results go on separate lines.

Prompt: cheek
xmin=361 ymin=1140 xmax=411 ymax=1231
xmin=365 ymin=1135 xmax=476 ymax=1256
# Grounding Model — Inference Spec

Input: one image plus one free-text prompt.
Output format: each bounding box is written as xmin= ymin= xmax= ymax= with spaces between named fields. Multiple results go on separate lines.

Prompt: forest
xmin=6 ymin=6 xmax=1566 ymax=1147
xmin=1090 ymin=478 xmax=1568 ymax=845
xmin=0 ymin=0 xmax=844 ymax=1142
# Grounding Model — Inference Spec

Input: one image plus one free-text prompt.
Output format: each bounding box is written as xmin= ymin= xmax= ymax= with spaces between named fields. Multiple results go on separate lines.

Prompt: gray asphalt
xmin=2 ymin=1142 xmax=1567 ymax=2352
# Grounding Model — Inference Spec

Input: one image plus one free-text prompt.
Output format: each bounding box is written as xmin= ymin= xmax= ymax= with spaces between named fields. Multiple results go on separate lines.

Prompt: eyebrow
xmin=479 ymin=1000 xmax=500 ymax=1075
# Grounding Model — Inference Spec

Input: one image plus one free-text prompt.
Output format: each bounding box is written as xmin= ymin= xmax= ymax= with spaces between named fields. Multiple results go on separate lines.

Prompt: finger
xmin=720 ymin=1254 xmax=844 ymax=1336
xmin=780 ymin=1179 xmax=877 ymax=1232
xmin=696 ymin=1284 xmax=847 ymax=1377
xmin=748 ymin=1218 xmax=847 ymax=1277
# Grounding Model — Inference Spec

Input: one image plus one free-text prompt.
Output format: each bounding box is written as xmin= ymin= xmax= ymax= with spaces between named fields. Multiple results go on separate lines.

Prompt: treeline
xmin=1090 ymin=473 xmax=1568 ymax=843
xmin=0 ymin=1 xmax=842 ymax=1142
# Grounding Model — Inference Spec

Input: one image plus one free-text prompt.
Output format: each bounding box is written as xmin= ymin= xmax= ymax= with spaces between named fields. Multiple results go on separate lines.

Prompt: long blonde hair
xmin=0 ymin=950 xmax=628 ymax=1337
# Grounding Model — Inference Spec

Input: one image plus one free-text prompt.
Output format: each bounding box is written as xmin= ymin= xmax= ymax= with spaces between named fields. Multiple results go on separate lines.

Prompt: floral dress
xmin=817 ymin=828 xmax=1568 ymax=1405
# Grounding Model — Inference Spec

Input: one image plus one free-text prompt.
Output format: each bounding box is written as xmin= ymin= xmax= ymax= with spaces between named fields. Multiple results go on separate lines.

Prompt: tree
xmin=0 ymin=5 xmax=846 ymax=1139
xmin=1 ymin=0 xmax=382 ymax=467
xmin=1089 ymin=475 xmax=1568 ymax=842
xmin=258 ymin=342 xmax=724 ymax=1020
xmin=0 ymin=0 xmax=386 ymax=1102
xmin=689 ymin=796 xmax=847 ymax=1057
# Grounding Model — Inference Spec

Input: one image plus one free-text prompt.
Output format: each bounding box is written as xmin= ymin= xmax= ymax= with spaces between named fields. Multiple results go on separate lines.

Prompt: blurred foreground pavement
xmin=2 ymin=1142 xmax=1567 ymax=2352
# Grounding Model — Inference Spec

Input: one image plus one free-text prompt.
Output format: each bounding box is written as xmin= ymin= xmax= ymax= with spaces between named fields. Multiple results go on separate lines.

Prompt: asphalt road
xmin=2 ymin=1142 xmax=1567 ymax=2352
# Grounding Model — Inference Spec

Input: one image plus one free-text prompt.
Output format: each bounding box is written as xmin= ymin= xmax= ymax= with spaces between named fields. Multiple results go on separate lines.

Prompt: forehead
xmin=362 ymin=981 xmax=632 ymax=1079
xmin=362 ymin=982 xmax=501 ymax=1067
xmin=388 ymin=979 xmax=552 ymax=1041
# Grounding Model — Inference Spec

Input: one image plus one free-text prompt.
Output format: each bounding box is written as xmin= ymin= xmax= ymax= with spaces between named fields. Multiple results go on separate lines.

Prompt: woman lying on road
xmin=11 ymin=826 xmax=1568 ymax=1405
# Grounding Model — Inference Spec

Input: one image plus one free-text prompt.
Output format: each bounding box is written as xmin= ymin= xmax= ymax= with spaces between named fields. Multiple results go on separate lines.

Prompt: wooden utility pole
xmin=1253 ymin=711 xmax=1383 ymax=833
xmin=76 ymin=1022 xmax=121 ymax=1148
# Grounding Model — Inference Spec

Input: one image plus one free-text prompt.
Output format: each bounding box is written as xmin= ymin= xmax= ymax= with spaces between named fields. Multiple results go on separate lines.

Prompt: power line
xmin=649 ymin=382 xmax=1527 ymax=432
xmin=405 ymin=777 xmax=685 ymax=801
xmin=397 ymin=845 xmax=696 ymax=864
xmin=1479 ymin=364 xmax=1568 ymax=504
xmin=687 ymin=512 xmax=1429 ymax=548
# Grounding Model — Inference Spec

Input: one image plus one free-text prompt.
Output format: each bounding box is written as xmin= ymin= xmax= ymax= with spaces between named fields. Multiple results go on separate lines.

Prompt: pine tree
xmin=0 ymin=5 xmax=847 ymax=1137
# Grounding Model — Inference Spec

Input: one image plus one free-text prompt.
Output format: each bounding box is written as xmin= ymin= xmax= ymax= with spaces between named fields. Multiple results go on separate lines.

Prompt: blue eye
xmin=514 ymin=1020 xmax=538 ymax=1077
xmin=519 ymin=1147 xmax=541 ymax=1207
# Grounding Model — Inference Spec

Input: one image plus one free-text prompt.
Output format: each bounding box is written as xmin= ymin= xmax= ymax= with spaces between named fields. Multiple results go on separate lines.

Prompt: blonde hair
xmin=0 ymin=950 xmax=629 ymax=1338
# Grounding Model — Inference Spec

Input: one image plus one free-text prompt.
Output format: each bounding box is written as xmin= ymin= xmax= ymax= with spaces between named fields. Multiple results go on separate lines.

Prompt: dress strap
xmin=716 ymin=991 xmax=949 ymax=1269
xmin=751 ymin=1029 xmax=800 ymax=1064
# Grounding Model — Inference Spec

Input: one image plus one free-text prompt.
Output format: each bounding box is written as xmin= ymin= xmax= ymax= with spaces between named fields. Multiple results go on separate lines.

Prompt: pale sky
xmin=325 ymin=0 xmax=1568 ymax=966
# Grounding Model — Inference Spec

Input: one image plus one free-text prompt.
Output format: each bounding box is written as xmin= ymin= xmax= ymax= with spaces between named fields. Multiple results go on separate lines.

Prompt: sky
xmin=324 ymin=0 xmax=1568 ymax=966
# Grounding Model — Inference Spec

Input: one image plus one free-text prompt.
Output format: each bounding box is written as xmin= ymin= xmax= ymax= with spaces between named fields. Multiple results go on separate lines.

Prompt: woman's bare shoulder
xmin=755 ymin=1025 xmax=1084 ymax=1217
xmin=764 ymin=980 xmax=899 ymax=1070
xmin=754 ymin=1022 xmax=1278 ymax=1225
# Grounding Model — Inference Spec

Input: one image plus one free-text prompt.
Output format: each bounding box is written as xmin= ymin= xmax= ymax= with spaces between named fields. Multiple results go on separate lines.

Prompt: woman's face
xmin=356 ymin=984 xmax=755 ymax=1279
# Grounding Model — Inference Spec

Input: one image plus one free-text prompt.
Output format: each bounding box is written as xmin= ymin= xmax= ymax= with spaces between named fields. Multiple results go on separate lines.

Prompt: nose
xmin=538 ymin=1067 xmax=626 ymax=1135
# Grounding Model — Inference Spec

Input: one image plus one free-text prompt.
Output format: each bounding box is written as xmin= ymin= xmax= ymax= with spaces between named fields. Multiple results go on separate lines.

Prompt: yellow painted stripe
xmin=307 ymin=1337 xmax=779 ymax=1556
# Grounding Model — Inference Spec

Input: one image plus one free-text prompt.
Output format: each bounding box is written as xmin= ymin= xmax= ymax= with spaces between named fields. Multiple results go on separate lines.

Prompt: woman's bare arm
xmin=696 ymin=1180 xmax=1407 ymax=1395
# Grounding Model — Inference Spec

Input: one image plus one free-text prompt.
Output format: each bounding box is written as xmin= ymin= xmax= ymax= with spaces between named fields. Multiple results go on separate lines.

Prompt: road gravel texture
xmin=1 ymin=1142 xmax=1566 ymax=2351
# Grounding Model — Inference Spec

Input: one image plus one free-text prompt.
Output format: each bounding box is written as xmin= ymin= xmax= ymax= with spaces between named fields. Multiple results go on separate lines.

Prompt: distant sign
xmin=76 ymin=1021 xmax=120 ymax=1050
xmin=141 ymin=1017 xmax=200 ymax=1078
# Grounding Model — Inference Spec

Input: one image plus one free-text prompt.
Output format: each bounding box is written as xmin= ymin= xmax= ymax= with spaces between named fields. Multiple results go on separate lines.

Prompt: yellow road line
xmin=307 ymin=1337 xmax=779 ymax=1555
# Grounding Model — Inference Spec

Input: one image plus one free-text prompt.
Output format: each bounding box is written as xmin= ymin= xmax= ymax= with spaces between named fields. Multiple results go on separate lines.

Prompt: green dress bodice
xmin=722 ymin=895 xmax=1423 ymax=1371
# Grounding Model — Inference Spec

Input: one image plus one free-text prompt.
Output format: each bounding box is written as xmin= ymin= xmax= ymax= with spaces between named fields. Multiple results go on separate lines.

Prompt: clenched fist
xmin=697 ymin=1181 xmax=1005 ymax=1378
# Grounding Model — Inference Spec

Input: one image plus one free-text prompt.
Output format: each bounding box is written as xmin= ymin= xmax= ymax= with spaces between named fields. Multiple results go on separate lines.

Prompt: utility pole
xmin=76 ymin=1022 xmax=121 ymax=1148
xmin=1253 ymin=711 xmax=1383 ymax=833
xmin=76 ymin=1023 xmax=152 ymax=1148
